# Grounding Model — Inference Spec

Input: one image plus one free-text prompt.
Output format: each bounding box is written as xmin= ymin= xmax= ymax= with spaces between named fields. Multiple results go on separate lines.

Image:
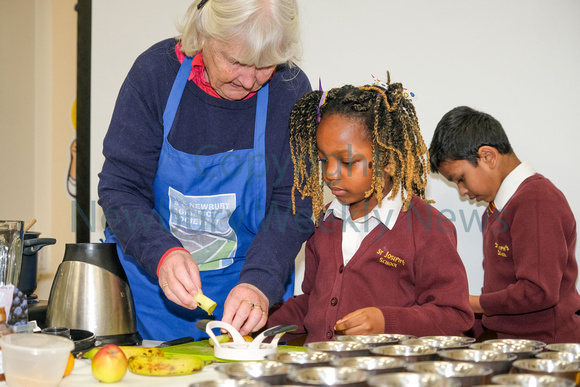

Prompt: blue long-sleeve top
xmin=98 ymin=38 xmax=314 ymax=305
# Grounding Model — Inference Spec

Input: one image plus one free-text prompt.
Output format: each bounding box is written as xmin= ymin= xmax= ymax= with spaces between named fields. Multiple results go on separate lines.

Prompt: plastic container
xmin=0 ymin=307 xmax=14 ymax=382
xmin=0 ymin=332 xmax=74 ymax=387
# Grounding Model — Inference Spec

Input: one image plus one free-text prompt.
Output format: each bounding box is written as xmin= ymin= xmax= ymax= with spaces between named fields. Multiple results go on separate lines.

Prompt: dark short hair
xmin=429 ymin=106 xmax=513 ymax=172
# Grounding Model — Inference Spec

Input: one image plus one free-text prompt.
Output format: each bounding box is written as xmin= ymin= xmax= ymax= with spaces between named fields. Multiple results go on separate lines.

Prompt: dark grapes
xmin=8 ymin=286 xmax=28 ymax=326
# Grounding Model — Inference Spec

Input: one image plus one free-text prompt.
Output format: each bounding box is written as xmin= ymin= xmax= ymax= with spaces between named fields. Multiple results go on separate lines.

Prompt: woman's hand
xmin=221 ymin=283 xmax=269 ymax=336
xmin=158 ymin=250 xmax=202 ymax=310
xmin=334 ymin=307 xmax=385 ymax=335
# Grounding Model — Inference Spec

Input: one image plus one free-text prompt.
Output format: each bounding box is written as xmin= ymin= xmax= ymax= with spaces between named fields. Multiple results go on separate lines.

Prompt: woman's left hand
xmin=221 ymin=283 xmax=269 ymax=336
xmin=334 ymin=307 xmax=385 ymax=335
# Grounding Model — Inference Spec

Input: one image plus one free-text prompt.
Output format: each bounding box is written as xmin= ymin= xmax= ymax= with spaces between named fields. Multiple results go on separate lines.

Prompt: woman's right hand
xmin=158 ymin=250 xmax=202 ymax=310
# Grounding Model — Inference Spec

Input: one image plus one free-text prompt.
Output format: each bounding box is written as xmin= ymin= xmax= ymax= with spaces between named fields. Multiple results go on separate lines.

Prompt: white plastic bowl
xmin=0 ymin=333 xmax=74 ymax=387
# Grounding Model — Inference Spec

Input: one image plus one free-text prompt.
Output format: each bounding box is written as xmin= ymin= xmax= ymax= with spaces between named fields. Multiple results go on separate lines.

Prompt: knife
xmin=262 ymin=324 xmax=297 ymax=337
xmin=156 ymin=336 xmax=196 ymax=348
xmin=195 ymin=319 xmax=213 ymax=332
xmin=73 ymin=336 xmax=196 ymax=359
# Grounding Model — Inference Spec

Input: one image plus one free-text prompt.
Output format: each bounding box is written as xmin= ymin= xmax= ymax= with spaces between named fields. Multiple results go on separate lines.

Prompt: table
xmin=0 ymin=340 xmax=224 ymax=387
xmin=58 ymin=359 xmax=222 ymax=387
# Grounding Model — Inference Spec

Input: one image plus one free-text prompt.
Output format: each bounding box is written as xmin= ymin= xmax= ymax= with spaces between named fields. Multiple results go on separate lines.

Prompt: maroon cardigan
xmin=480 ymin=174 xmax=580 ymax=343
xmin=268 ymin=196 xmax=474 ymax=343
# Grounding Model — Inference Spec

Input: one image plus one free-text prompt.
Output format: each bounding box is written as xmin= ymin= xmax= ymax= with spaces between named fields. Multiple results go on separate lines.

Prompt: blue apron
xmin=106 ymin=56 xmax=293 ymax=341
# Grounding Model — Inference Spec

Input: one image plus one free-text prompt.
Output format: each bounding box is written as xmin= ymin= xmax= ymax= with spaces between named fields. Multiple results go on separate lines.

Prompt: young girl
xmin=267 ymin=76 xmax=474 ymax=343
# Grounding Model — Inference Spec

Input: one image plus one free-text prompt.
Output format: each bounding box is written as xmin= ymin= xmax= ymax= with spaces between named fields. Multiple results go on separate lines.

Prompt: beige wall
xmin=0 ymin=0 xmax=77 ymax=300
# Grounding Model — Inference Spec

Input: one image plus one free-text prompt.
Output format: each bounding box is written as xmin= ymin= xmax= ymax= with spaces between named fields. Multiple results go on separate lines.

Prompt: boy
xmin=429 ymin=105 xmax=580 ymax=343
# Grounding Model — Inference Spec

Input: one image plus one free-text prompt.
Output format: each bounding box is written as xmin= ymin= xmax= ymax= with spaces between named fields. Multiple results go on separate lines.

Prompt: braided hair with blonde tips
xmin=289 ymin=75 xmax=430 ymax=224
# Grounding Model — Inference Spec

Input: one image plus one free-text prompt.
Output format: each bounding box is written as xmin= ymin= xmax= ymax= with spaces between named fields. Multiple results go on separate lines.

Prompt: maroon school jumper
xmin=268 ymin=196 xmax=474 ymax=343
xmin=480 ymin=174 xmax=580 ymax=343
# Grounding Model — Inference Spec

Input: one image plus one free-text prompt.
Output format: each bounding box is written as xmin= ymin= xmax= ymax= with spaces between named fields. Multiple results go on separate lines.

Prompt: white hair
xmin=177 ymin=0 xmax=301 ymax=68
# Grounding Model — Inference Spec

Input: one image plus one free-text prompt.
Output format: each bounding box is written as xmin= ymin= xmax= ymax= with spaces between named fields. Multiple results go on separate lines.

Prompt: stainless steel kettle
xmin=46 ymin=243 xmax=142 ymax=345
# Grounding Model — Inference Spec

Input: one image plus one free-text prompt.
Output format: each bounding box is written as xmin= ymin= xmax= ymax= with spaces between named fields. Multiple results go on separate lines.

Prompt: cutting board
xmin=162 ymin=339 xmax=306 ymax=362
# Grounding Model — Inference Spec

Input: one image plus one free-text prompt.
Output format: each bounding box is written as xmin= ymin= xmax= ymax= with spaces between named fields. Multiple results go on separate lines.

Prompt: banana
xmin=82 ymin=346 xmax=165 ymax=360
xmin=119 ymin=346 xmax=166 ymax=359
xmin=194 ymin=291 xmax=217 ymax=315
xmin=128 ymin=354 xmax=204 ymax=376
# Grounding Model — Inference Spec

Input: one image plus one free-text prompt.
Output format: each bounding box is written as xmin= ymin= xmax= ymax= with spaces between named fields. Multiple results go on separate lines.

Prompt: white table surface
xmin=1 ymin=340 xmax=225 ymax=387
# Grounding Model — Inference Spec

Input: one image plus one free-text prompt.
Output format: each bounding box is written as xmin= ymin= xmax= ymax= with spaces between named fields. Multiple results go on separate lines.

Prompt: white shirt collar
xmin=494 ymin=160 xmax=535 ymax=210
xmin=323 ymin=190 xmax=403 ymax=230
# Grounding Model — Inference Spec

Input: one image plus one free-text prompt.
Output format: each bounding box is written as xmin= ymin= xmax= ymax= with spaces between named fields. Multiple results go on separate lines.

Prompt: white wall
xmin=91 ymin=0 xmax=580 ymax=294
xmin=1 ymin=1 xmax=38 ymax=226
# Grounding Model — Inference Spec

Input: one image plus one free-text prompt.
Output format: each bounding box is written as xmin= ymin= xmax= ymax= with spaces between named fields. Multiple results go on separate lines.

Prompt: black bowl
xmin=70 ymin=329 xmax=96 ymax=353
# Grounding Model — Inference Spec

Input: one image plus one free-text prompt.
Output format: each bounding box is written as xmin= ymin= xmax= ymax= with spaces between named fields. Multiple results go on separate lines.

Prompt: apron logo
xmin=168 ymin=187 xmax=237 ymax=270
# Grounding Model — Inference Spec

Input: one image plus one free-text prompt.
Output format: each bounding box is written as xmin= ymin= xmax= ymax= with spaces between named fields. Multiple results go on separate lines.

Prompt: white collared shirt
xmin=323 ymin=192 xmax=403 ymax=265
xmin=494 ymin=160 xmax=536 ymax=211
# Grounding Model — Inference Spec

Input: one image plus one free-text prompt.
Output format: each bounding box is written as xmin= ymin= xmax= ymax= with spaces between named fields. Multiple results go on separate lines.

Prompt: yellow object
xmin=194 ymin=292 xmax=217 ymax=315
xmin=83 ymin=347 xmax=99 ymax=359
xmin=63 ymin=352 xmax=75 ymax=377
xmin=127 ymin=354 xmax=204 ymax=376
xmin=208 ymin=334 xmax=253 ymax=347
xmin=84 ymin=346 xmax=165 ymax=360
xmin=208 ymin=334 xmax=231 ymax=347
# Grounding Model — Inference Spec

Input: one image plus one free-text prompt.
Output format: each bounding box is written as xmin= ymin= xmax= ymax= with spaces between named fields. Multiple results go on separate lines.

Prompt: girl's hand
xmin=221 ymin=283 xmax=269 ymax=336
xmin=469 ymin=295 xmax=483 ymax=314
xmin=158 ymin=249 xmax=202 ymax=310
xmin=334 ymin=307 xmax=385 ymax=335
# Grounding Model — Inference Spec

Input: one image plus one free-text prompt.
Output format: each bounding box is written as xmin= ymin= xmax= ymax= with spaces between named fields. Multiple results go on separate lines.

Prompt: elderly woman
xmin=98 ymin=0 xmax=313 ymax=341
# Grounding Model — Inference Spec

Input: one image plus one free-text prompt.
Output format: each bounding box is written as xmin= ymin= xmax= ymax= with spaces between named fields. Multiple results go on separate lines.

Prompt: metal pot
xmin=0 ymin=220 xmax=55 ymax=295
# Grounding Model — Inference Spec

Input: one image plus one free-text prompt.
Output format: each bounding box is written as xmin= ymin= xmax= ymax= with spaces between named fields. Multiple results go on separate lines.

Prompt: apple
xmin=91 ymin=344 xmax=128 ymax=383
